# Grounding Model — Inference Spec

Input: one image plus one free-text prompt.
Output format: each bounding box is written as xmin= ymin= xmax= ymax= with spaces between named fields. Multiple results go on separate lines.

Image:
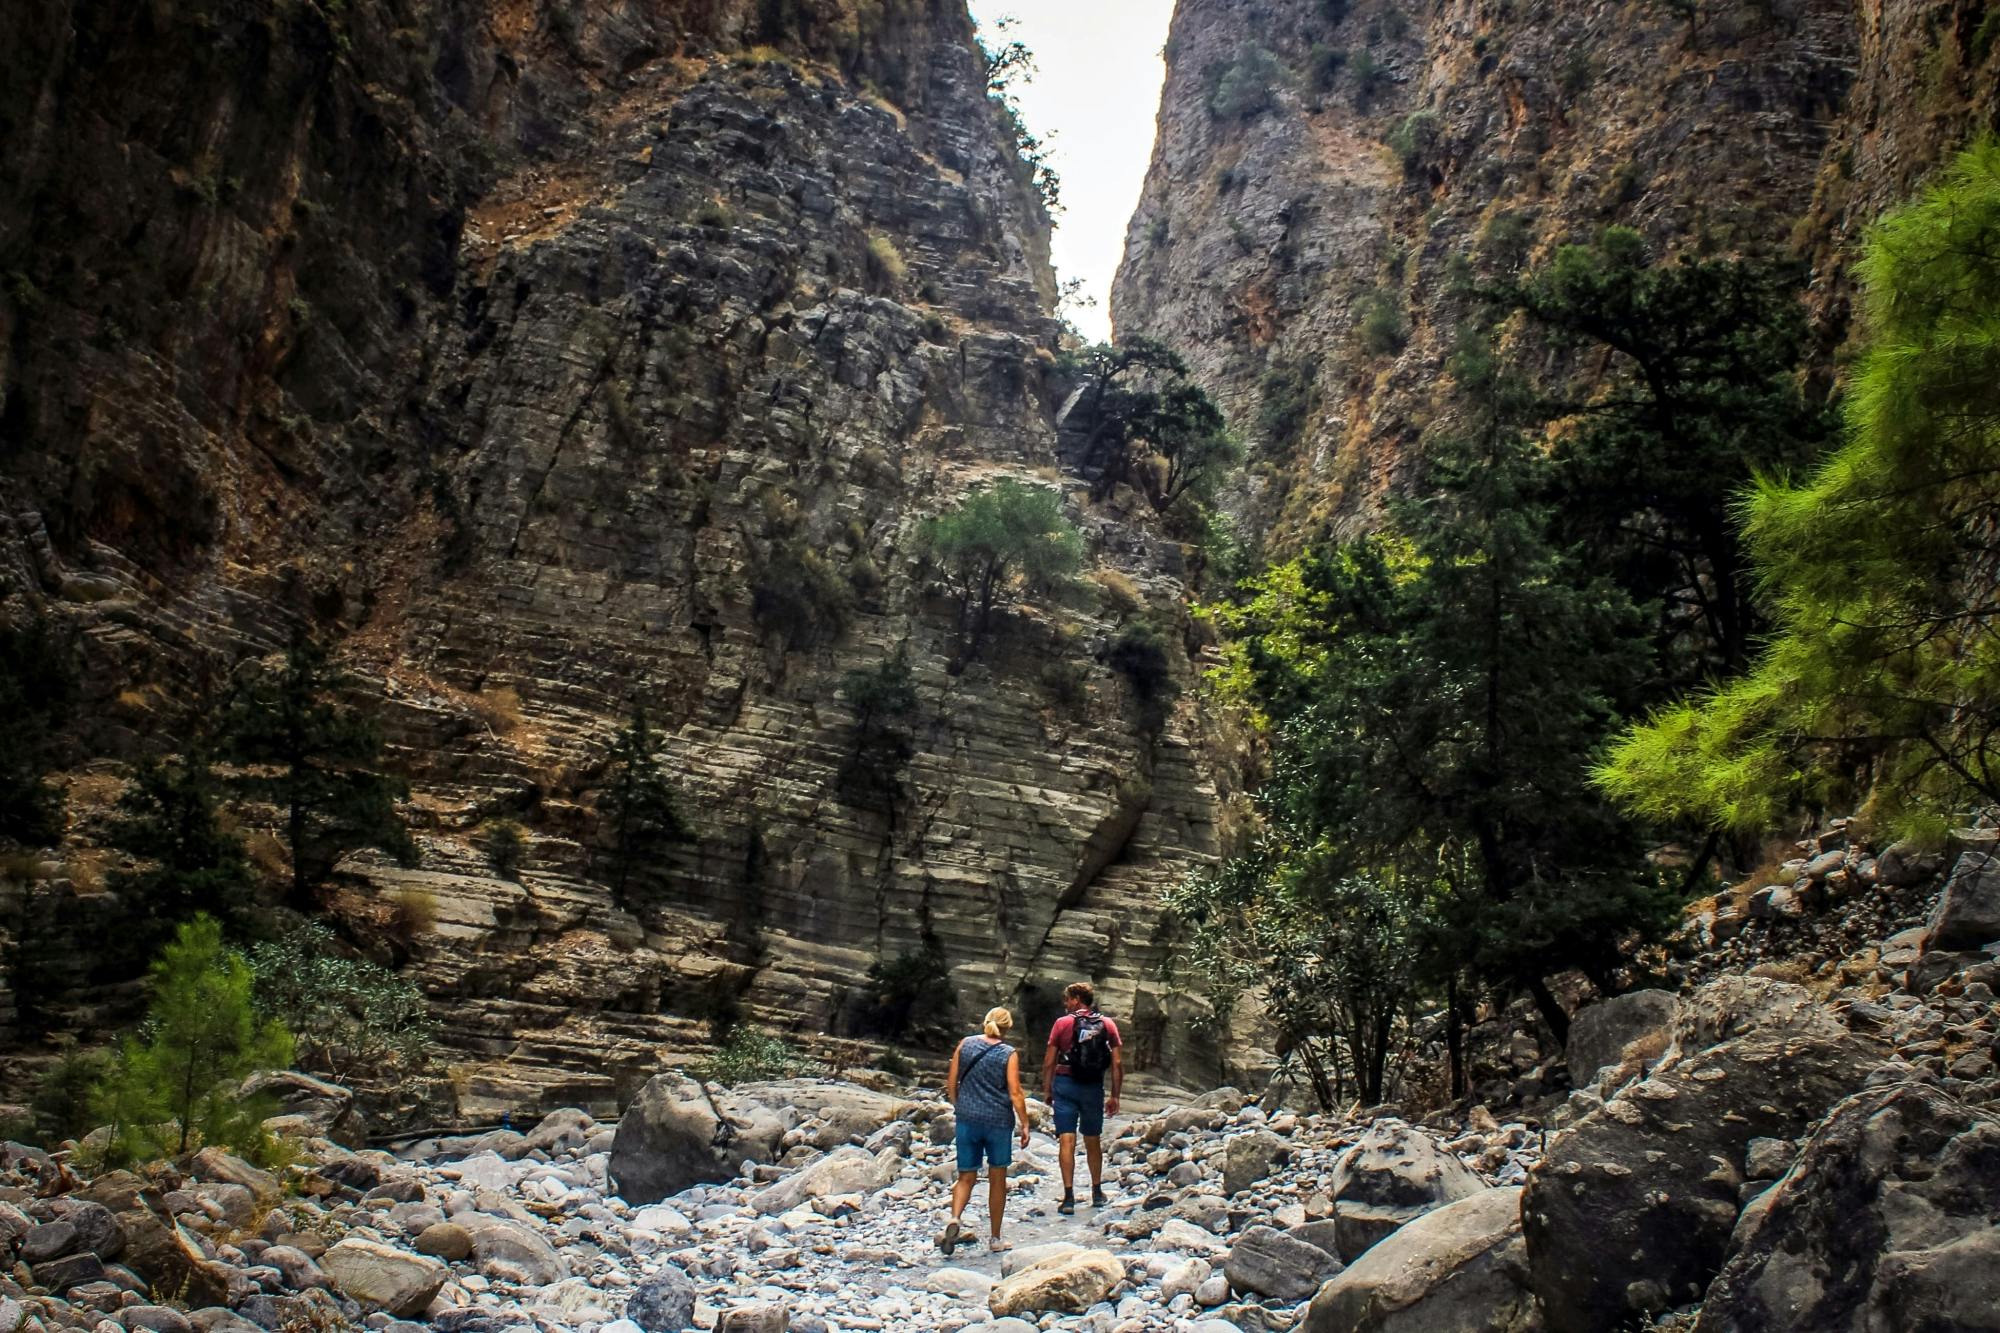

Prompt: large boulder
xmin=608 ymin=1074 xmax=787 ymax=1205
xmin=749 ymin=1145 xmax=901 ymax=1215
xmin=1694 ymin=1082 xmax=2000 ymax=1332
xmin=736 ymin=1080 xmax=912 ymax=1148
xmin=1924 ymin=851 xmax=2000 ymax=952
xmin=988 ymin=1248 xmax=1125 ymax=1317
xmin=1223 ymin=1130 xmax=1289 ymax=1196
xmin=1565 ymin=990 xmax=1678 ymax=1088
xmin=1332 ymin=1120 xmax=1486 ymax=1261
xmin=73 ymin=1173 xmax=230 ymax=1307
xmin=1522 ymin=977 xmax=1885 ymax=1333
xmin=1224 ymin=1224 xmax=1342 ymax=1301
xmin=319 ymin=1239 xmax=449 ymax=1317
xmin=1304 ymin=1188 xmax=1535 ymax=1333
xmin=456 ymin=1213 xmax=567 ymax=1285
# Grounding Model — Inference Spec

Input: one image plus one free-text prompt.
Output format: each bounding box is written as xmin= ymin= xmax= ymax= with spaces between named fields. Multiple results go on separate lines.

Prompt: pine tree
xmin=0 ymin=616 xmax=77 ymax=846
xmin=837 ymin=651 xmax=919 ymax=812
xmin=95 ymin=915 xmax=293 ymax=1161
xmin=599 ymin=705 xmax=694 ymax=899
xmin=107 ymin=754 xmax=254 ymax=951
xmin=1491 ymin=228 xmax=1832 ymax=684
xmin=1599 ymin=138 xmax=2000 ymax=836
xmin=216 ymin=635 xmax=412 ymax=908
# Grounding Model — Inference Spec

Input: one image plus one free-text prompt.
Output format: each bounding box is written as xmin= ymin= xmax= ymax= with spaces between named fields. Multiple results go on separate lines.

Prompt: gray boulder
xmin=1694 ymin=1082 xmax=2000 ymax=1332
xmin=1925 ymin=851 xmax=2000 ymax=952
xmin=749 ymin=1145 xmax=900 ymax=1215
xmin=1566 ymin=990 xmax=1678 ymax=1089
xmin=1304 ymin=1187 xmax=1535 ymax=1333
xmin=456 ymin=1213 xmax=567 ymax=1285
xmin=1332 ymin=1120 xmax=1485 ymax=1261
xmin=625 ymin=1265 xmax=697 ymax=1332
xmin=609 ymin=1074 xmax=787 ymax=1205
xmin=1223 ymin=1224 xmax=1342 ymax=1301
xmin=319 ymin=1239 xmax=448 ymax=1317
xmin=1223 ymin=1130 xmax=1288 ymax=1196
xmin=1522 ymin=977 xmax=1885 ymax=1333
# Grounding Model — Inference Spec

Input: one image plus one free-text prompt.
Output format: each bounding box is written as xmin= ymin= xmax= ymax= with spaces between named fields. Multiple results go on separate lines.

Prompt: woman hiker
xmin=937 ymin=1005 xmax=1031 ymax=1256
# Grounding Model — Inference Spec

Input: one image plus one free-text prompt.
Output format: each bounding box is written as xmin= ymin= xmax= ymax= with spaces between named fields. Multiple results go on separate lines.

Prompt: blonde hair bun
xmin=982 ymin=1006 xmax=1014 ymax=1039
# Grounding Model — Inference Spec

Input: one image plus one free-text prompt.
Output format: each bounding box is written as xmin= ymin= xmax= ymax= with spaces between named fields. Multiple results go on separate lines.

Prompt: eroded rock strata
xmin=0 ymin=0 xmax=1223 ymax=1105
xmin=1112 ymin=0 xmax=1999 ymax=543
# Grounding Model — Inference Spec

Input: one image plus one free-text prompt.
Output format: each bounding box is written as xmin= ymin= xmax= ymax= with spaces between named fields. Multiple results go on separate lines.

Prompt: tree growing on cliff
xmin=94 ymin=915 xmax=293 ymax=1162
xmin=1488 ymin=226 xmax=1832 ymax=685
xmin=1060 ymin=339 xmax=1240 ymax=511
xmin=0 ymin=615 xmax=76 ymax=846
xmin=598 ymin=704 xmax=695 ymax=900
xmin=837 ymin=651 xmax=919 ymax=813
xmin=216 ymin=635 xmax=413 ymax=908
xmin=106 ymin=753 xmax=255 ymax=954
xmin=1599 ymin=138 xmax=2000 ymax=837
xmin=919 ymin=480 xmax=1083 ymax=671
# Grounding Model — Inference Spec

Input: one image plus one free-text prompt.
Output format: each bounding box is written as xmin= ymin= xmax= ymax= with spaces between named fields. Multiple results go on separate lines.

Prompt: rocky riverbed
xmin=0 ymin=1072 xmax=1543 ymax=1333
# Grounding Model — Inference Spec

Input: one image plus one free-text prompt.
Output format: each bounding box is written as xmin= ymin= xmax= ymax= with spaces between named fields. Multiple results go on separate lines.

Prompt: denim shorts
xmin=955 ymin=1118 xmax=1014 ymax=1172
xmin=1052 ymin=1078 xmax=1105 ymax=1137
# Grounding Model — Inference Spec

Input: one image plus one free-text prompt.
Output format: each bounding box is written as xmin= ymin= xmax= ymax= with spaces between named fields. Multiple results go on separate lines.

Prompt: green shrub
xmin=691 ymin=1027 xmax=822 ymax=1085
xmin=1210 ymin=45 xmax=1283 ymax=120
xmin=855 ymin=943 xmax=956 ymax=1040
xmin=752 ymin=541 xmax=851 ymax=649
xmin=1355 ymin=288 xmax=1408 ymax=355
xmin=1349 ymin=49 xmax=1386 ymax=107
xmin=1557 ymin=48 xmax=1593 ymax=97
xmin=1258 ymin=362 xmax=1316 ymax=453
xmin=865 ymin=233 xmax=908 ymax=292
xmin=1108 ymin=618 xmax=1178 ymax=706
xmin=1975 ymin=6 xmax=2000 ymax=64
xmin=1039 ymin=659 xmax=1090 ymax=714
xmin=484 ymin=820 xmax=526 ymax=880
xmin=838 ymin=652 xmax=919 ymax=810
xmin=1307 ymin=44 xmax=1347 ymax=94
xmin=1481 ymin=210 xmax=1533 ymax=268
xmin=873 ymin=1049 xmax=916 ymax=1080
xmin=248 ymin=921 xmax=435 ymax=1084
xmin=1387 ymin=110 xmax=1441 ymax=176
xmin=96 ymin=916 xmax=293 ymax=1164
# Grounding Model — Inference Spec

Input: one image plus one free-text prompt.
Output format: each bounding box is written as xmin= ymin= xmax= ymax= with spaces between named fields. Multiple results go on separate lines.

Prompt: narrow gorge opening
xmin=2 ymin=0 xmax=1998 ymax=1329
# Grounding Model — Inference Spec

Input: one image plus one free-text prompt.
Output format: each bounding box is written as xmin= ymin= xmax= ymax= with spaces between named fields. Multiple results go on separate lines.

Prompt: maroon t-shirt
xmin=1048 ymin=1011 xmax=1122 ymax=1081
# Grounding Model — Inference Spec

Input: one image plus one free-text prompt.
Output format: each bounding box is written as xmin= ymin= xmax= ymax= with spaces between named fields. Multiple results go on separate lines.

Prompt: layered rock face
xmin=0 ymin=0 xmax=1222 ymax=1104
xmin=1112 ymin=0 xmax=1999 ymax=543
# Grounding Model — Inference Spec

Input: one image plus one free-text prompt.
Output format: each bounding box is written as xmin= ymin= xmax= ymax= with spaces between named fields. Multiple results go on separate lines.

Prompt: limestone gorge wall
xmin=1112 ymin=0 xmax=2000 ymax=545
xmin=0 ymin=0 xmax=1224 ymax=1109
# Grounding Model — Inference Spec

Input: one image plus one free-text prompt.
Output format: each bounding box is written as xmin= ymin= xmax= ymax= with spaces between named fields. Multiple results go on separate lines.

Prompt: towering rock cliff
xmin=0 ymin=0 xmax=1223 ymax=1108
xmin=1113 ymin=0 xmax=2000 ymax=547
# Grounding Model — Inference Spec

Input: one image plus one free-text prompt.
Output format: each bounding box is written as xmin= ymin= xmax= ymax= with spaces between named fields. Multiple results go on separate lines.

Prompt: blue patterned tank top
xmin=954 ymin=1035 xmax=1016 ymax=1129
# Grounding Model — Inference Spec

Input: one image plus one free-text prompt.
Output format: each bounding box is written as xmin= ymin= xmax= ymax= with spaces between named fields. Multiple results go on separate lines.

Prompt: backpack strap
xmin=960 ymin=1039 xmax=1002 ymax=1083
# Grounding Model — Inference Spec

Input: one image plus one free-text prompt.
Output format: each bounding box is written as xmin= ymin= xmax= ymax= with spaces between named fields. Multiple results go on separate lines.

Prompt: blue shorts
xmin=1052 ymin=1078 xmax=1105 ymax=1137
xmin=955 ymin=1119 xmax=1014 ymax=1172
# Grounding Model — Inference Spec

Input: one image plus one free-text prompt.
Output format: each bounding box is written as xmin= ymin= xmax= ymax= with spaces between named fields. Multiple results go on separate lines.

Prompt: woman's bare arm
xmin=1006 ymin=1050 xmax=1030 ymax=1145
xmin=946 ymin=1044 xmax=962 ymax=1104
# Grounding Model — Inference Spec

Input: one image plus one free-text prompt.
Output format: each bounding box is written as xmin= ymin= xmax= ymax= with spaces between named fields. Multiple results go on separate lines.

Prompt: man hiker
xmin=1042 ymin=980 xmax=1122 ymax=1215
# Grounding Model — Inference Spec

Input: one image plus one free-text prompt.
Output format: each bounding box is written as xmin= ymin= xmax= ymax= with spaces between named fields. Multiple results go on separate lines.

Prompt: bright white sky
xmin=967 ymin=0 xmax=1176 ymax=343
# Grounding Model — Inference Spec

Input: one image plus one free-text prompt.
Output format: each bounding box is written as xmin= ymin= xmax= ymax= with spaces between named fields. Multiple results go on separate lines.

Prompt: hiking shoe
xmin=1091 ymin=1186 xmax=1108 ymax=1207
xmin=936 ymin=1220 xmax=961 ymax=1256
xmin=1058 ymin=1193 xmax=1076 ymax=1216
xmin=986 ymin=1237 xmax=1008 ymax=1253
